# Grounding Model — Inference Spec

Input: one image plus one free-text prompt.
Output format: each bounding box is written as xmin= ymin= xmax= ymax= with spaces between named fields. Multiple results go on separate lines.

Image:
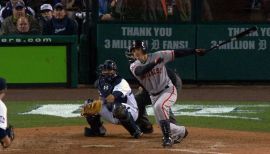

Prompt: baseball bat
xmin=205 ymin=26 xmax=258 ymax=53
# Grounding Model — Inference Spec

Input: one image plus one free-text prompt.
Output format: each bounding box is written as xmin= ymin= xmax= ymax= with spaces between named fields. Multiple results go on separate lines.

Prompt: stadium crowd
xmin=0 ymin=0 xmax=85 ymax=35
xmin=0 ymin=0 xmax=269 ymax=36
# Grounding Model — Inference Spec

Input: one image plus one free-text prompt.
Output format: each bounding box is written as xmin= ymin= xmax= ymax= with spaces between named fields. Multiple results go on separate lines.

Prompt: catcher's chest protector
xmin=98 ymin=76 xmax=122 ymax=98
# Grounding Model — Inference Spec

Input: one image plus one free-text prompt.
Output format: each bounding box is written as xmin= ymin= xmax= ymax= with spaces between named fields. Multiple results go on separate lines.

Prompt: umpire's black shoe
xmin=162 ymin=137 xmax=173 ymax=148
xmin=141 ymin=125 xmax=154 ymax=134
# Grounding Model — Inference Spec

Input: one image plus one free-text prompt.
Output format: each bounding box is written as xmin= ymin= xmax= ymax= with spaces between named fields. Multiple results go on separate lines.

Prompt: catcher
xmin=81 ymin=60 xmax=142 ymax=138
xmin=0 ymin=77 xmax=15 ymax=149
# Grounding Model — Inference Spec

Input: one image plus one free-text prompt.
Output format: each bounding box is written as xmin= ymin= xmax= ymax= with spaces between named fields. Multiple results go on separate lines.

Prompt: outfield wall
xmin=1 ymin=24 xmax=270 ymax=88
xmin=97 ymin=24 xmax=270 ymax=81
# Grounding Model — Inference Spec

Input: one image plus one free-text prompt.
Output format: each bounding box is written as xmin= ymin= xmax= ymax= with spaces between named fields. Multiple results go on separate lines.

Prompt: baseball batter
xmin=125 ymin=48 xmax=183 ymax=133
xmin=129 ymin=40 xmax=205 ymax=147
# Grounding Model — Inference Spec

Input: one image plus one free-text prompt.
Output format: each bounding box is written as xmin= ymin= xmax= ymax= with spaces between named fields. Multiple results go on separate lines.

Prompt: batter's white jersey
xmin=0 ymin=100 xmax=7 ymax=130
xmin=130 ymin=50 xmax=174 ymax=95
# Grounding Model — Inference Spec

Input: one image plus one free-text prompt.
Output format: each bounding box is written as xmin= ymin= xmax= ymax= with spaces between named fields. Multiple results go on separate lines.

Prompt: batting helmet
xmin=130 ymin=40 xmax=147 ymax=53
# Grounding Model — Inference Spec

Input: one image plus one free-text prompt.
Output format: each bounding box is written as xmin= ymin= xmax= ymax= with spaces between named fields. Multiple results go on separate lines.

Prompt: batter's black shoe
xmin=162 ymin=137 xmax=173 ymax=148
xmin=160 ymin=120 xmax=173 ymax=148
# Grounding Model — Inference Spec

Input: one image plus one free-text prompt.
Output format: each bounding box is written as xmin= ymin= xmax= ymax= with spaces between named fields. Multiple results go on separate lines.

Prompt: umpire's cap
xmin=130 ymin=40 xmax=147 ymax=53
xmin=0 ymin=77 xmax=7 ymax=91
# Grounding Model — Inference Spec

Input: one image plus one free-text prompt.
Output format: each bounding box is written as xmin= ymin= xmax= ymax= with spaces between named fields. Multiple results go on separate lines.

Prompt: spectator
xmin=62 ymin=0 xmax=86 ymax=11
xmin=0 ymin=1 xmax=41 ymax=35
xmin=43 ymin=3 xmax=77 ymax=35
xmin=53 ymin=0 xmax=62 ymax=6
xmin=1 ymin=1 xmax=9 ymax=7
xmin=0 ymin=0 xmax=35 ymax=23
xmin=175 ymin=0 xmax=192 ymax=21
xmin=24 ymin=0 xmax=53 ymax=13
xmin=142 ymin=0 xmax=166 ymax=21
xmin=39 ymin=4 xmax=53 ymax=28
xmin=261 ymin=0 xmax=270 ymax=21
xmin=119 ymin=0 xmax=166 ymax=22
xmin=249 ymin=0 xmax=262 ymax=9
xmin=99 ymin=0 xmax=118 ymax=21
xmin=16 ymin=16 xmax=40 ymax=34
xmin=202 ymin=0 xmax=213 ymax=21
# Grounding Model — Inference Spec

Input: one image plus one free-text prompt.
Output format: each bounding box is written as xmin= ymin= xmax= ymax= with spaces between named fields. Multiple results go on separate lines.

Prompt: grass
xmin=5 ymin=100 xmax=270 ymax=132
xmin=7 ymin=101 xmax=85 ymax=128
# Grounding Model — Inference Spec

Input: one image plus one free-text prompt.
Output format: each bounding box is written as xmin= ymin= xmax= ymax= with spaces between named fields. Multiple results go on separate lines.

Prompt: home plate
xmin=81 ymin=144 xmax=115 ymax=148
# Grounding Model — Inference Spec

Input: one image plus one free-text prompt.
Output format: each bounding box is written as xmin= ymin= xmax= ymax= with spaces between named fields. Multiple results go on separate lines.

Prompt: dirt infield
xmin=2 ymin=86 xmax=270 ymax=154
xmin=1 ymin=124 xmax=270 ymax=154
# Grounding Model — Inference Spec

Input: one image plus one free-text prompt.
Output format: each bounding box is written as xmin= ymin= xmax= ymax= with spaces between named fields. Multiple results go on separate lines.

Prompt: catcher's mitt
xmin=81 ymin=99 xmax=102 ymax=117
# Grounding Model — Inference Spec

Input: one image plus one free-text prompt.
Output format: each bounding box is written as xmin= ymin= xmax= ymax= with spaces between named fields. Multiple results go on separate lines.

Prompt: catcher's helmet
xmin=98 ymin=60 xmax=118 ymax=81
xmin=102 ymin=60 xmax=117 ymax=71
xmin=130 ymin=40 xmax=147 ymax=53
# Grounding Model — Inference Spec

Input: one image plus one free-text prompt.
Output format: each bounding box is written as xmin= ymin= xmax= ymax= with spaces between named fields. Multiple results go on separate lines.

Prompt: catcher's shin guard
xmin=120 ymin=112 xmax=143 ymax=139
xmin=85 ymin=115 xmax=106 ymax=137
xmin=160 ymin=120 xmax=173 ymax=148
xmin=113 ymin=105 xmax=142 ymax=138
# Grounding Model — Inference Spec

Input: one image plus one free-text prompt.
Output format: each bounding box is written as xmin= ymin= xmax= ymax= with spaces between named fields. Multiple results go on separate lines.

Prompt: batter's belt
xmin=151 ymin=85 xmax=169 ymax=96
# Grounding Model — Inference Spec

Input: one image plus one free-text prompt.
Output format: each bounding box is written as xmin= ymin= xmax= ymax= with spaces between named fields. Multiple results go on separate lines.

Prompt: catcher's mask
xmin=99 ymin=60 xmax=117 ymax=81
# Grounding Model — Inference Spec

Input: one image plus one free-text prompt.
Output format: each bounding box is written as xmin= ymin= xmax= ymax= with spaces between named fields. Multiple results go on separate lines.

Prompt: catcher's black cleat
xmin=84 ymin=126 xmax=106 ymax=137
xmin=162 ymin=137 xmax=173 ymax=148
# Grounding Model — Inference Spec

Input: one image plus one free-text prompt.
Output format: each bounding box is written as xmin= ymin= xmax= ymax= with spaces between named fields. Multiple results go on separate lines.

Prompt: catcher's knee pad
xmin=113 ymin=104 xmax=128 ymax=120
